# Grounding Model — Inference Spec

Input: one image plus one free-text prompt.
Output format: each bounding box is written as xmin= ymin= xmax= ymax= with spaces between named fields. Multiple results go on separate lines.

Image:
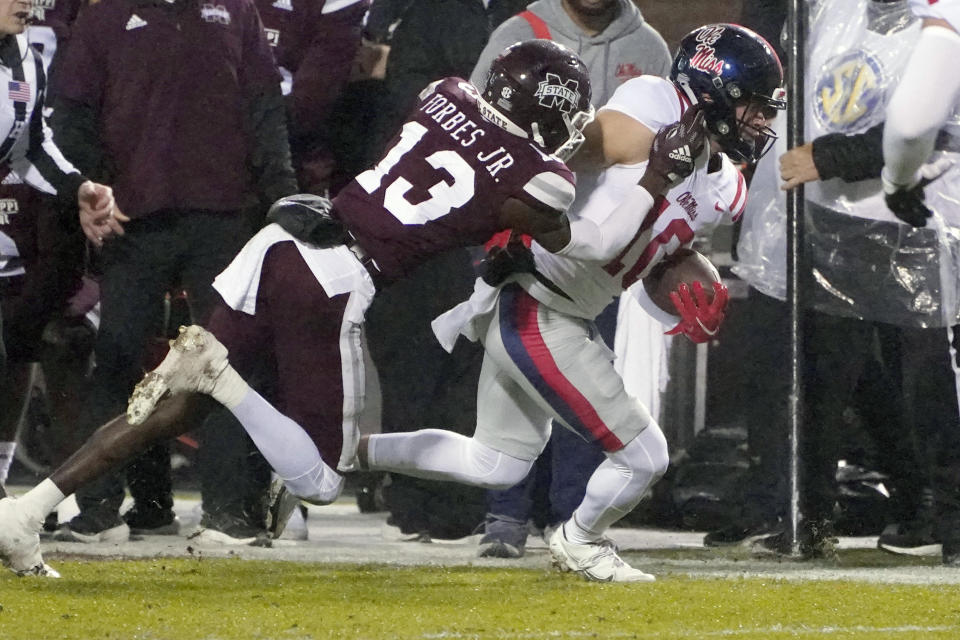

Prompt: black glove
xmin=882 ymin=159 xmax=954 ymax=228
xmin=481 ymin=230 xmax=536 ymax=286
xmin=884 ymin=185 xmax=931 ymax=227
xmin=266 ymin=194 xmax=348 ymax=246
xmin=645 ymin=105 xmax=708 ymax=190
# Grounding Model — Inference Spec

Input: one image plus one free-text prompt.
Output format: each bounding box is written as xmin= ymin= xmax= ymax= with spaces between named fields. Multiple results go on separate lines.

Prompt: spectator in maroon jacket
xmin=45 ymin=0 xmax=298 ymax=544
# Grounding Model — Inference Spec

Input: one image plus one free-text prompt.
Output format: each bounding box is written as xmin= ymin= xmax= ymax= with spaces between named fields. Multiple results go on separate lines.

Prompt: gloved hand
xmin=481 ymin=230 xmax=536 ymax=286
xmin=665 ymin=281 xmax=729 ymax=344
xmin=266 ymin=193 xmax=347 ymax=246
xmin=644 ymin=104 xmax=708 ymax=192
xmin=882 ymin=158 xmax=954 ymax=228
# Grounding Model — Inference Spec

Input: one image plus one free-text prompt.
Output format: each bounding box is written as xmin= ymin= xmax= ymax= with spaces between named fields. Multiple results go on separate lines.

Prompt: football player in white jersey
xmin=356 ymin=24 xmax=785 ymax=583
xmin=882 ymin=0 xmax=960 ymax=225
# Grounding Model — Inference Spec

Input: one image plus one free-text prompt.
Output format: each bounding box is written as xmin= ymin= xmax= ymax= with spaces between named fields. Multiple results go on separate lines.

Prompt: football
xmin=642 ymin=248 xmax=721 ymax=315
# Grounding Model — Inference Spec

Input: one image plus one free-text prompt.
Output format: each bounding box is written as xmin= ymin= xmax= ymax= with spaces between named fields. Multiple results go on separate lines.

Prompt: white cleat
xmin=0 ymin=497 xmax=59 ymax=578
xmin=127 ymin=325 xmax=230 ymax=425
xmin=548 ymin=526 xmax=655 ymax=583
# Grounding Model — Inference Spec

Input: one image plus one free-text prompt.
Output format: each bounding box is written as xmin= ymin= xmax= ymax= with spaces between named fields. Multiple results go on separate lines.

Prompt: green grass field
xmin=2 ymin=554 xmax=959 ymax=640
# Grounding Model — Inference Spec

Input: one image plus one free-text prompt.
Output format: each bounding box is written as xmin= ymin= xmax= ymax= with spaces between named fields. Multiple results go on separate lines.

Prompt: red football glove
xmin=482 ymin=230 xmax=535 ymax=286
xmin=665 ymin=281 xmax=729 ymax=344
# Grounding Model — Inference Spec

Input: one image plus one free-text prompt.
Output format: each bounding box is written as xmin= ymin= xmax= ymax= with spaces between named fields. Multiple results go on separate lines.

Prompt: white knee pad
xmin=615 ymin=424 xmax=670 ymax=481
xmin=572 ymin=424 xmax=671 ymax=536
xmin=460 ymin=438 xmax=534 ymax=490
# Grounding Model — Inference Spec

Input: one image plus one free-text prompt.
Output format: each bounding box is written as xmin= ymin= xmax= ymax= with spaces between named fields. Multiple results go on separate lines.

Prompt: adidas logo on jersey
xmin=125 ymin=14 xmax=147 ymax=30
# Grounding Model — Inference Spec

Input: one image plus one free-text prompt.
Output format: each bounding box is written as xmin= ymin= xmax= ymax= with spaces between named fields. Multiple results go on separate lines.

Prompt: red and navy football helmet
xmin=481 ymin=40 xmax=594 ymax=161
xmin=671 ymin=24 xmax=786 ymax=163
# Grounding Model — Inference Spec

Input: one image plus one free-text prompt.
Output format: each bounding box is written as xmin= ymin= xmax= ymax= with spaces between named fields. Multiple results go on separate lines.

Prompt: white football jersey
xmin=522 ymin=76 xmax=746 ymax=320
xmin=908 ymin=0 xmax=960 ymax=30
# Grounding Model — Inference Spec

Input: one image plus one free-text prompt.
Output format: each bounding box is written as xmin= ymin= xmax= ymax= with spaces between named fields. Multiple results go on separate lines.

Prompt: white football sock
xmin=210 ymin=363 xmax=249 ymax=409
xmin=567 ymin=424 xmax=670 ymax=543
xmin=228 ymin=389 xmax=342 ymax=503
xmin=15 ymin=478 xmax=66 ymax=530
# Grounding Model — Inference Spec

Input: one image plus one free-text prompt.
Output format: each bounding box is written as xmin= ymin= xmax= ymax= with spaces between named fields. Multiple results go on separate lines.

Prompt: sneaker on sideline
xmin=186 ymin=512 xmax=262 ymax=546
xmin=123 ymin=504 xmax=181 ymax=536
xmin=0 ymin=496 xmax=59 ymax=577
xmin=127 ymin=325 xmax=230 ymax=425
xmin=477 ymin=514 xmax=528 ymax=559
xmin=704 ymin=518 xmax=782 ymax=547
xmin=54 ymin=513 xmax=130 ymax=544
xmin=548 ymin=526 xmax=654 ymax=583
xmin=877 ymin=521 xmax=941 ymax=557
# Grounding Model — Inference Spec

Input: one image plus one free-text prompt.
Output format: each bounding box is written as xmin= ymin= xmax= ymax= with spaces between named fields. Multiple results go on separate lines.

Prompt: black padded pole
xmin=785 ymin=0 xmax=807 ymax=557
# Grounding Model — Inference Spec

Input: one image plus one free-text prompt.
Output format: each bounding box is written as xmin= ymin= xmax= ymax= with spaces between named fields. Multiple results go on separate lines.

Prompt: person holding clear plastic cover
xmin=734 ymin=0 xmax=960 ymax=564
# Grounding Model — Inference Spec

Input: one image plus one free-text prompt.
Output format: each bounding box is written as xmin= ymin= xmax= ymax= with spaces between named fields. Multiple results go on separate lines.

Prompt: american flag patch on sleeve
xmin=8 ymin=81 xmax=30 ymax=102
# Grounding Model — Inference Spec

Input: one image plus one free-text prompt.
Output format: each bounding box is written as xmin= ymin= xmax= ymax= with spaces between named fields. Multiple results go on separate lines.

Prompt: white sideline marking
xmin=422 ymin=625 xmax=959 ymax=639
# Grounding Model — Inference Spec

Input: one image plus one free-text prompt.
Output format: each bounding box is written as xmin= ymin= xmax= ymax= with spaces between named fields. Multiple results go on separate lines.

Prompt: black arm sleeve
xmin=23 ymin=102 xmax=87 ymax=209
xmin=811 ymin=122 xmax=885 ymax=183
xmin=244 ymin=85 xmax=299 ymax=207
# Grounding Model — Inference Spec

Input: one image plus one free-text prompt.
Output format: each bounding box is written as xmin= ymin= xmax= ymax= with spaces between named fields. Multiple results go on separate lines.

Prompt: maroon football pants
xmin=206 ymin=241 xmax=358 ymax=469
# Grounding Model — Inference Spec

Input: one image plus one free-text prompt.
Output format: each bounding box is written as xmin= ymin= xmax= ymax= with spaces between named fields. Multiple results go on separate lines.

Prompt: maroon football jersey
xmin=333 ymin=77 xmax=576 ymax=281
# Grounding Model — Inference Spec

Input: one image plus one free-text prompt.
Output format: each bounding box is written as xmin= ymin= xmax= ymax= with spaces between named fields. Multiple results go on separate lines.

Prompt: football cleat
xmin=0 ymin=497 xmax=60 ymax=578
xmin=127 ymin=325 xmax=230 ymax=424
xmin=548 ymin=526 xmax=654 ymax=583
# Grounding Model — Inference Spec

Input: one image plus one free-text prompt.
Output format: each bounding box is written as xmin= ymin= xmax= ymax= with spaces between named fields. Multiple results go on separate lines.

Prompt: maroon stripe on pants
xmin=206 ymin=241 xmax=352 ymax=468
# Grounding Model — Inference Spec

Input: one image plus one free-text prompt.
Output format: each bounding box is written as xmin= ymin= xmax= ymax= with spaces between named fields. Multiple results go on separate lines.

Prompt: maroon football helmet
xmin=480 ymin=40 xmax=594 ymax=161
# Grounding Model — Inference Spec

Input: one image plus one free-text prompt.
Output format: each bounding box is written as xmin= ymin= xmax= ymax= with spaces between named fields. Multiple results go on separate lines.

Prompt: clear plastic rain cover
xmin=734 ymin=0 xmax=960 ymax=328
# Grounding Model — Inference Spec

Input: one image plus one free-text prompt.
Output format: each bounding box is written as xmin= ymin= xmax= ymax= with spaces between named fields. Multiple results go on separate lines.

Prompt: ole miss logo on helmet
xmin=689 ymin=25 xmax=727 ymax=75
xmin=535 ymin=73 xmax=581 ymax=114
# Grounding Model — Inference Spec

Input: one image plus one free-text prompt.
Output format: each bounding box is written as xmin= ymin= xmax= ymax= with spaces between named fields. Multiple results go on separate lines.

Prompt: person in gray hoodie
xmin=468 ymin=0 xmax=672 ymax=560
xmin=471 ymin=0 xmax=670 ymax=108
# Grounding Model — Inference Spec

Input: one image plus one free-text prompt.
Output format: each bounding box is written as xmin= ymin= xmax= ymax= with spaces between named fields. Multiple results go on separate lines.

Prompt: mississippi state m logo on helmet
xmin=535 ymin=74 xmax=581 ymax=114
